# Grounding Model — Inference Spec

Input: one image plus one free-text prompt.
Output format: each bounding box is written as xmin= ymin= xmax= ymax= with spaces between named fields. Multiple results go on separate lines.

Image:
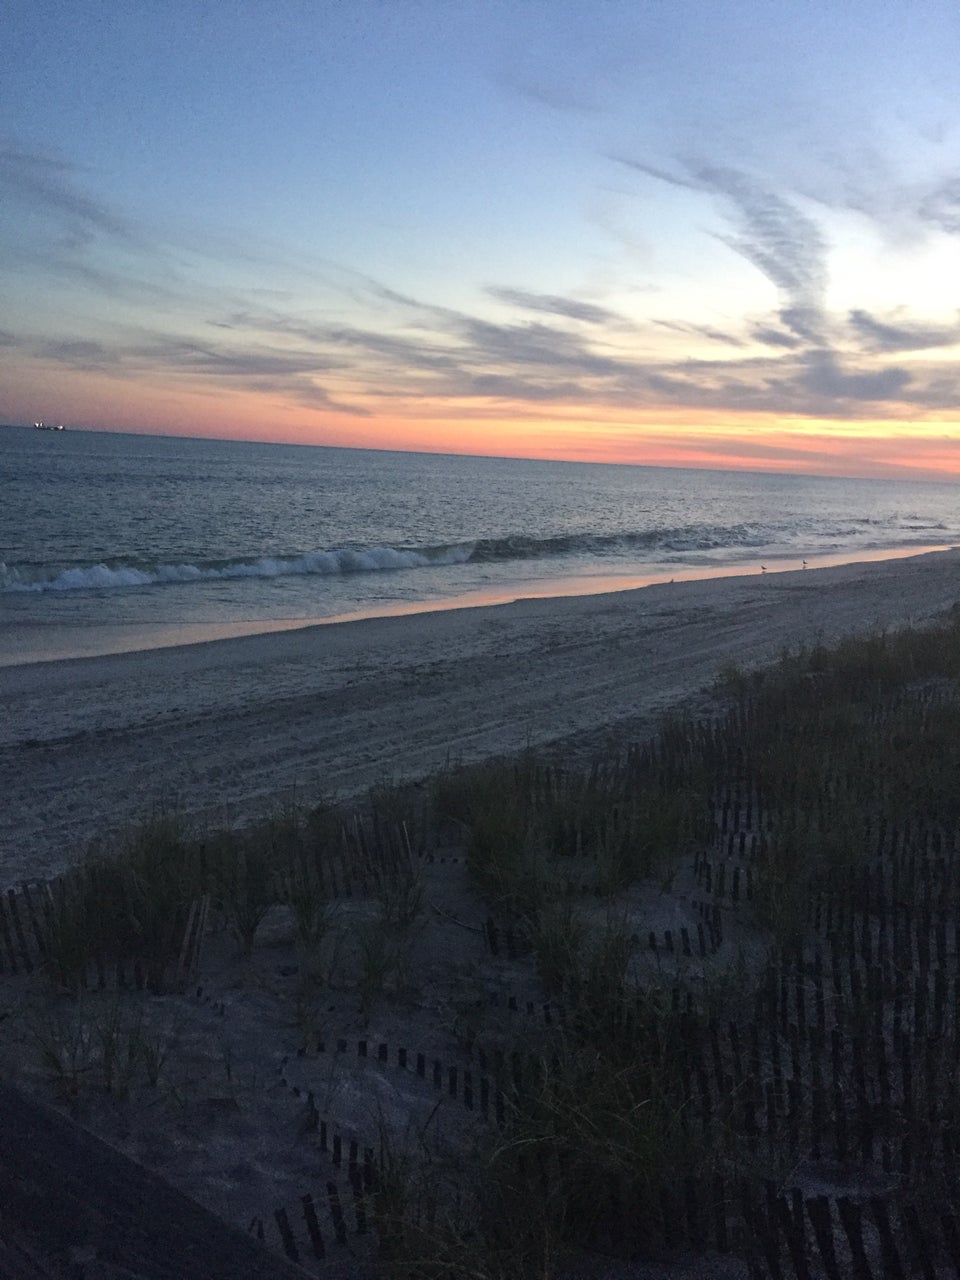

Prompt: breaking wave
xmin=0 ymin=543 xmax=474 ymax=593
xmin=0 ymin=517 xmax=950 ymax=594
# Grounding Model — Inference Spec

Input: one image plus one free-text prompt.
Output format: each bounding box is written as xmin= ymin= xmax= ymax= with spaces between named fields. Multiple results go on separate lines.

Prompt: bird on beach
xmin=760 ymin=565 xmax=767 ymax=573
xmin=802 ymin=559 xmax=808 ymax=569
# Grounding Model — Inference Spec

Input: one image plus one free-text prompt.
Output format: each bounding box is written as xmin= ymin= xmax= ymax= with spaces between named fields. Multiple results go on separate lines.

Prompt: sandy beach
xmin=3 ymin=548 xmax=958 ymax=888
xmin=1 ymin=546 xmax=959 ymax=1278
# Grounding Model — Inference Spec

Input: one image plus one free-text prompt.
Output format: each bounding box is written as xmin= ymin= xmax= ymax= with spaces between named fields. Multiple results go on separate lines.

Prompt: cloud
xmin=243 ymin=377 xmax=370 ymax=415
xmin=848 ymin=308 xmax=960 ymax=353
xmin=34 ymin=339 xmax=119 ymax=371
xmin=8 ymin=244 xmax=184 ymax=304
xmin=486 ymin=286 xmax=619 ymax=324
xmin=6 ymin=141 xmax=960 ymax=429
xmin=463 ymin=373 xmax=586 ymax=401
xmin=233 ymin=311 xmax=464 ymax=378
xmin=652 ymin=319 xmax=746 ymax=347
xmin=798 ymin=350 xmax=912 ymax=402
xmin=749 ymin=322 xmax=804 ymax=349
xmin=494 ymin=69 xmax=600 ymax=116
xmin=786 ymin=147 xmax=960 ymax=251
xmin=918 ymin=176 xmax=960 ymax=234
xmin=617 ymin=156 xmax=830 ymax=345
xmin=608 ymin=151 xmax=960 ymax=415
xmin=456 ymin=316 xmax=626 ymax=377
xmin=695 ymin=165 xmax=828 ymax=340
xmin=17 ymin=318 xmax=369 ymax=415
xmin=137 ymin=336 xmax=344 ymax=380
xmin=208 ymin=290 xmax=960 ymax=419
xmin=0 ymin=147 xmax=146 ymax=249
xmin=613 ymin=157 xmax=700 ymax=192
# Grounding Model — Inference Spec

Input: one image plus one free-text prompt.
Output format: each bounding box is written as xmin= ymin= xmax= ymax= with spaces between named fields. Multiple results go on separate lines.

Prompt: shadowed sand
xmin=2 ymin=548 xmax=958 ymax=886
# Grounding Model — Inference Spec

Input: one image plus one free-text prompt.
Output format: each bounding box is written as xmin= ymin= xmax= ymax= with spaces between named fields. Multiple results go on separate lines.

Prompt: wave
xmin=0 ymin=543 xmax=474 ymax=593
xmin=1 ymin=518 xmax=952 ymax=594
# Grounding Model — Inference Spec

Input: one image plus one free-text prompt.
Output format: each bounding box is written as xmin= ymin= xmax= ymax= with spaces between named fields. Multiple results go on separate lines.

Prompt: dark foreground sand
xmin=2 ymin=549 xmax=959 ymax=887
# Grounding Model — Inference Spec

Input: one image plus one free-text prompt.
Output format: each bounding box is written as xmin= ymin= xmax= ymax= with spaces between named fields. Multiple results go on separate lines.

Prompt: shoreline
xmin=3 ymin=547 xmax=959 ymax=887
xmin=2 ymin=541 xmax=953 ymax=669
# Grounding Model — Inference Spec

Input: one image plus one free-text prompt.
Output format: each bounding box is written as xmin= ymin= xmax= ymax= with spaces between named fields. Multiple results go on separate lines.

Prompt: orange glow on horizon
xmin=6 ymin=359 xmax=960 ymax=482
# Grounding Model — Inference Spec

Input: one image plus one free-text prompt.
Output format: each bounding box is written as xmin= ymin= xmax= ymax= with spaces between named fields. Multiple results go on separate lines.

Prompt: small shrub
xmin=29 ymin=1006 xmax=97 ymax=1099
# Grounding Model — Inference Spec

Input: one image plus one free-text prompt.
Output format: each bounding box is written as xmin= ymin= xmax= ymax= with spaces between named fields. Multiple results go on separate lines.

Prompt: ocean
xmin=2 ymin=426 xmax=958 ymax=665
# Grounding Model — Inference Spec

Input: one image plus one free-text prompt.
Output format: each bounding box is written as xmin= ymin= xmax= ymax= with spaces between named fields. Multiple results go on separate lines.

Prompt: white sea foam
xmin=1 ymin=509 xmax=954 ymax=596
xmin=0 ymin=543 xmax=476 ymax=593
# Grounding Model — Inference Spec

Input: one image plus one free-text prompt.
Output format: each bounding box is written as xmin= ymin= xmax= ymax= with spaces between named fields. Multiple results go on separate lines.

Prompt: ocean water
xmin=2 ymin=426 xmax=958 ymax=664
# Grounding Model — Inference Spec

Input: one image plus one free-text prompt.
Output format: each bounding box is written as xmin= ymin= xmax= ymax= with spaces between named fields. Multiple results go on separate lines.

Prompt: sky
xmin=3 ymin=1 xmax=960 ymax=479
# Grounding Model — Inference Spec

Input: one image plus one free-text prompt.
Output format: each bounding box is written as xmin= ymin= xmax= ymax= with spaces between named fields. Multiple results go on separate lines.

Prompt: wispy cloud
xmin=848 ymin=308 xmax=960 ymax=353
xmin=797 ymin=350 xmax=912 ymax=403
xmin=33 ymin=338 xmax=119 ymax=371
xmin=625 ymin=158 xmax=829 ymax=343
xmin=494 ymin=68 xmax=601 ymax=116
xmin=610 ymin=150 xmax=960 ymax=417
xmin=5 ymin=141 xmax=960 ymax=428
xmin=0 ymin=147 xmax=144 ymax=249
xmin=486 ymin=286 xmax=619 ymax=324
xmin=918 ymin=176 xmax=960 ymax=234
xmin=653 ymin=318 xmax=746 ymax=347
xmin=789 ymin=147 xmax=960 ymax=248
xmin=748 ymin=322 xmax=804 ymax=349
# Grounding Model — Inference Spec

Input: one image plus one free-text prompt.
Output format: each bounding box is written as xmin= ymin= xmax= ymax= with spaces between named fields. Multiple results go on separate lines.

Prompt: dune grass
xmin=12 ymin=602 xmax=960 ymax=1276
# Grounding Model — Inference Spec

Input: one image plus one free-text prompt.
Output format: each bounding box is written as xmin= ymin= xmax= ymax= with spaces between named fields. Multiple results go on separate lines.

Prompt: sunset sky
xmin=3 ymin=0 xmax=960 ymax=478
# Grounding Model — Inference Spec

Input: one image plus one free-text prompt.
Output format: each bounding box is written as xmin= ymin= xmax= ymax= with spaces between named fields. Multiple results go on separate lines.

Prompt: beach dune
xmin=2 ymin=549 xmax=958 ymax=887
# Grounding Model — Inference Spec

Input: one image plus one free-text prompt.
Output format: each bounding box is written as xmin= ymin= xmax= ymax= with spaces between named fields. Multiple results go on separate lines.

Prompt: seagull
xmin=802 ymin=559 xmax=808 ymax=569
xmin=761 ymin=565 xmax=767 ymax=573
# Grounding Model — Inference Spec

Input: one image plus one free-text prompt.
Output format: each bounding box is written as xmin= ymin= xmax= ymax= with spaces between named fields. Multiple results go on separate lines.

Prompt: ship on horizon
xmin=33 ymin=420 xmax=65 ymax=431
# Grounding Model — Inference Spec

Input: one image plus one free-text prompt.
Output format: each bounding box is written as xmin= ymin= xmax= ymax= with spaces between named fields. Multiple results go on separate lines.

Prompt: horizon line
xmin=2 ymin=420 xmax=951 ymax=487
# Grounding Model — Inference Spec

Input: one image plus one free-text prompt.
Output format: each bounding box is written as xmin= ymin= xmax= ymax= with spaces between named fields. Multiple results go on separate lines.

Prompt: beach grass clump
xmin=480 ymin=1029 xmax=699 ymax=1273
xmin=720 ymin=607 xmax=960 ymax=709
xmin=274 ymin=845 xmax=332 ymax=982
xmin=355 ymin=919 xmax=406 ymax=1022
xmin=594 ymin=784 xmax=708 ymax=893
xmin=39 ymin=814 xmax=204 ymax=993
xmin=711 ymin=607 xmax=960 ymax=937
xmin=28 ymin=992 xmax=183 ymax=1099
xmin=364 ymin=822 xmax=425 ymax=935
xmin=469 ymin=817 xmax=548 ymax=918
xmin=468 ymin=916 xmax=707 ymax=1271
xmin=270 ymin=806 xmax=340 ymax=976
xmin=118 ymin=814 xmax=205 ymax=984
xmin=369 ymin=1104 xmax=489 ymax=1280
xmin=93 ymin=996 xmax=148 ymax=1098
xmin=217 ymin=799 xmax=343 ymax=960
xmin=370 ymin=1018 xmax=701 ymax=1278
xmin=207 ymin=830 xmax=276 ymax=955
xmin=449 ymin=776 xmax=551 ymax=916
xmin=39 ymin=874 xmax=98 ymax=994
xmin=530 ymin=897 xmax=588 ymax=993
xmin=435 ymin=752 xmax=710 ymax=920
xmin=350 ymin=832 xmax=425 ymax=1018
xmin=28 ymin=1005 xmax=97 ymax=1099
xmin=431 ymin=756 xmax=546 ymax=912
